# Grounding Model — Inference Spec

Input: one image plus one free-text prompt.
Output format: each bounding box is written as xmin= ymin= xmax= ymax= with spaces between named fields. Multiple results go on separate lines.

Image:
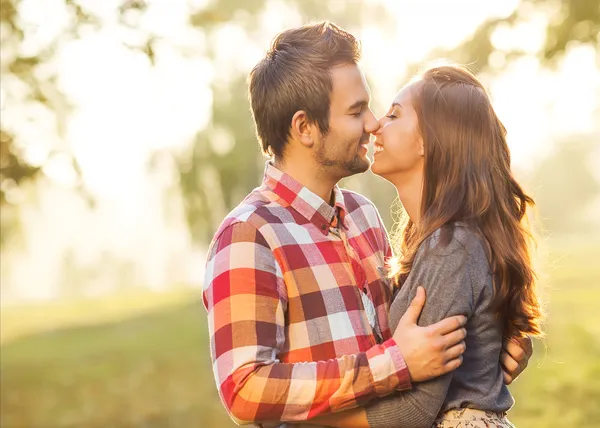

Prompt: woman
xmin=312 ymin=65 xmax=543 ymax=427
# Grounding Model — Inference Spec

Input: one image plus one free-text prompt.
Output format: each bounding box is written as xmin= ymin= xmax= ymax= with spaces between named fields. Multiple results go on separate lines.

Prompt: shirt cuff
xmin=366 ymin=338 xmax=412 ymax=395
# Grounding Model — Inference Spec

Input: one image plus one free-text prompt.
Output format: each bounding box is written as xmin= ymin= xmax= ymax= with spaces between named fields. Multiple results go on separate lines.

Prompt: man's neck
xmin=274 ymin=158 xmax=337 ymax=205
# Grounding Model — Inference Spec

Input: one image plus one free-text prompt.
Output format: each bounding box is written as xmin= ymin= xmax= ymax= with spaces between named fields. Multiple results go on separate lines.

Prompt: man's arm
xmin=203 ymin=221 xmax=411 ymax=425
xmin=501 ymin=336 xmax=533 ymax=384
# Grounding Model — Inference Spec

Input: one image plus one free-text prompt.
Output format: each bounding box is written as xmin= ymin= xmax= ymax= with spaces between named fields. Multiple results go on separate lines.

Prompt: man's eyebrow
xmin=347 ymin=100 xmax=369 ymax=111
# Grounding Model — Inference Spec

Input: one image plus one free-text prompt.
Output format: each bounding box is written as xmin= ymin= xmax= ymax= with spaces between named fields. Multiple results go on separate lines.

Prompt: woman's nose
xmin=373 ymin=117 xmax=387 ymax=134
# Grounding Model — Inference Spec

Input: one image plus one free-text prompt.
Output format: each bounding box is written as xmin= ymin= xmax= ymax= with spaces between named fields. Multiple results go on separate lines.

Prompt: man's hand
xmin=501 ymin=336 xmax=533 ymax=384
xmin=393 ymin=286 xmax=467 ymax=382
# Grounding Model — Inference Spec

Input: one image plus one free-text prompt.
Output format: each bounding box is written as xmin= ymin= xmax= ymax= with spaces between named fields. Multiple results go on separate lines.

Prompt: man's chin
xmin=344 ymin=157 xmax=371 ymax=176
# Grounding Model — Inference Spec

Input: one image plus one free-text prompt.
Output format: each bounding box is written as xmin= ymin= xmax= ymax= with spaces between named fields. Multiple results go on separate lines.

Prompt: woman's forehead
xmin=392 ymin=83 xmax=417 ymax=107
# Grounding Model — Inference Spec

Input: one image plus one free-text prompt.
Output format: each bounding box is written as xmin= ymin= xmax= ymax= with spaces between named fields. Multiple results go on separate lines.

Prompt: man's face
xmin=314 ymin=63 xmax=379 ymax=179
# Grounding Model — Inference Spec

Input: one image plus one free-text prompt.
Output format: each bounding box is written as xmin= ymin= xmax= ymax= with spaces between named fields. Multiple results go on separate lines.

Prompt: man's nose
xmin=365 ymin=110 xmax=380 ymax=134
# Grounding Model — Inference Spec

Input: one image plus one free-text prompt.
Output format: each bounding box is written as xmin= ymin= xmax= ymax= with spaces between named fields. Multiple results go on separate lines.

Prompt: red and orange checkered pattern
xmin=203 ymin=163 xmax=411 ymax=425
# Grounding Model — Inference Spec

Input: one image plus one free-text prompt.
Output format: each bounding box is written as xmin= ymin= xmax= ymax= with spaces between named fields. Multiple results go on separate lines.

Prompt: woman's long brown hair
xmin=390 ymin=65 xmax=543 ymax=339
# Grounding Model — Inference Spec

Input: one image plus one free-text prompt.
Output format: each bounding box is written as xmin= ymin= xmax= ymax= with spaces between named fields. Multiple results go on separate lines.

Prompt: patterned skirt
xmin=433 ymin=408 xmax=515 ymax=427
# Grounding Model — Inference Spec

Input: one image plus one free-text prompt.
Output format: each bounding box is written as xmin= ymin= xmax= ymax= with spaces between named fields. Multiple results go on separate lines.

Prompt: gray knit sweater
xmin=366 ymin=224 xmax=513 ymax=428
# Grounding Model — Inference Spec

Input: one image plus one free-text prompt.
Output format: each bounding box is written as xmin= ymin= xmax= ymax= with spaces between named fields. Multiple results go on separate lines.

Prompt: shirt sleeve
xmin=203 ymin=221 xmax=411 ymax=425
xmin=365 ymin=234 xmax=475 ymax=428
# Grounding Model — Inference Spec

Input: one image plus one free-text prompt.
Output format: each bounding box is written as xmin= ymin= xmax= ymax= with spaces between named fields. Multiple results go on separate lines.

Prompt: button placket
xmin=336 ymin=222 xmax=382 ymax=344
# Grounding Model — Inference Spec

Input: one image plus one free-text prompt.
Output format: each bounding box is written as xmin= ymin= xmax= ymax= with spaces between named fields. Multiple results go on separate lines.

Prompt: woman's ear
xmin=291 ymin=110 xmax=315 ymax=148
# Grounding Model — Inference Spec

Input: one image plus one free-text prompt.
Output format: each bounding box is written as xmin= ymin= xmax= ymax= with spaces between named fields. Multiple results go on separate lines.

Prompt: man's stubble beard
xmin=314 ymin=134 xmax=371 ymax=179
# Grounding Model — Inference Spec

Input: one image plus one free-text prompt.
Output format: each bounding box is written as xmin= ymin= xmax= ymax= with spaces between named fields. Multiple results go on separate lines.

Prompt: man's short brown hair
xmin=248 ymin=21 xmax=361 ymax=158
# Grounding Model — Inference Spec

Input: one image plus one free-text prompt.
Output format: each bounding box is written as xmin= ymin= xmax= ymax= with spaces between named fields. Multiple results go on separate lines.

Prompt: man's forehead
xmin=330 ymin=63 xmax=371 ymax=105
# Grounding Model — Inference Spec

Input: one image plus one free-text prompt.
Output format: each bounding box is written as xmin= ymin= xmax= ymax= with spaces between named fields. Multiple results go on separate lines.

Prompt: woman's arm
xmin=305 ymin=407 xmax=369 ymax=428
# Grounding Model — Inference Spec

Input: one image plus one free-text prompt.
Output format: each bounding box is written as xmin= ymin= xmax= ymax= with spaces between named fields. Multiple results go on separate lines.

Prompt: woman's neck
xmin=390 ymin=172 xmax=423 ymax=224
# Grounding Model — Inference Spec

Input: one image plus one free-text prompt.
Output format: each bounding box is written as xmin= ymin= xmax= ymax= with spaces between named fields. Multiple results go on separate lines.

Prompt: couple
xmin=203 ymin=21 xmax=542 ymax=428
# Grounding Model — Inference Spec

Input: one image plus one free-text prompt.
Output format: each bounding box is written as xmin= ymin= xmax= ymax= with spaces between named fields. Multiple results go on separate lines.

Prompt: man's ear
xmin=291 ymin=110 xmax=316 ymax=148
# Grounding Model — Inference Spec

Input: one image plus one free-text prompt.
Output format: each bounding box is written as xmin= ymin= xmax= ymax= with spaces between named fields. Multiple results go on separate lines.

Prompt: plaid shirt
xmin=203 ymin=163 xmax=411 ymax=426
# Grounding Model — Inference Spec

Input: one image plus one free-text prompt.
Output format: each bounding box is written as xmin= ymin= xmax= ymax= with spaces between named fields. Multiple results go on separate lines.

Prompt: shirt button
xmin=321 ymin=224 xmax=327 ymax=231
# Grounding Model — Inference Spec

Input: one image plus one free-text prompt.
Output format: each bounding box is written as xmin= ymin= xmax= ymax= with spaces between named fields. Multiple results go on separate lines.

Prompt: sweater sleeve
xmin=366 ymin=232 xmax=475 ymax=428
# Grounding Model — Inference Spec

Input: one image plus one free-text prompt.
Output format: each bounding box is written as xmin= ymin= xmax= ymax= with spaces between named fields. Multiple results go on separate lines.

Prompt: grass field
xmin=1 ymin=239 xmax=599 ymax=428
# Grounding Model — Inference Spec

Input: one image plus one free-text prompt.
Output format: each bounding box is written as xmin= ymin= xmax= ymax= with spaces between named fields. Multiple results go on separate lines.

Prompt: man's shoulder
xmin=211 ymin=187 xmax=287 ymax=243
xmin=340 ymin=188 xmax=384 ymax=226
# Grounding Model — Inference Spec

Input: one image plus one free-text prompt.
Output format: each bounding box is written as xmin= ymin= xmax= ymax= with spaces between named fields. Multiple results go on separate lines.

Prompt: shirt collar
xmin=263 ymin=162 xmax=348 ymax=234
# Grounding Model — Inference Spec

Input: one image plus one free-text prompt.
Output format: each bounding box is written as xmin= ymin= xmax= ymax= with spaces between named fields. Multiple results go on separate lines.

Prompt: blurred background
xmin=1 ymin=0 xmax=599 ymax=427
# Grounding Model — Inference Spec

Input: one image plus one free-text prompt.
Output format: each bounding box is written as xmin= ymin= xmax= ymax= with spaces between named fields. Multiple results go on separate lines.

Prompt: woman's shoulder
xmin=419 ymin=222 xmax=488 ymax=261
xmin=411 ymin=223 xmax=492 ymax=295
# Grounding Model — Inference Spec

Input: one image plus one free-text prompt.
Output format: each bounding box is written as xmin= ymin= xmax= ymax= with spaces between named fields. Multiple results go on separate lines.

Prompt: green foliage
xmin=529 ymin=136 xmax=600 ymax=235
xmin=176 ymin=0 xmax=600 ymax=245
xmin=0 ymin=0 xmax=150 ymax=191
xmin=542 ymin=0 xmax=600 ymax=59
xmin=0 ymin=0 xmax=149 ymax=243
xmin=177 ymin=76 xmax=264 ymax=243
xmin=0 ymin=130 xmax=41 ymax=205
xmin=179 ymin=0 xmax=395 ymax=244
xmin=2 ymin=0 xmax=599 ymax=246
xmin=430 ymin=0 xmax=600 ymax=71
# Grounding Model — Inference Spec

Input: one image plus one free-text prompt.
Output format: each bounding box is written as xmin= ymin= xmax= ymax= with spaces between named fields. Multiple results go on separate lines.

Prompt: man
xmin=203 ymin=21 xmax=531 ymax=427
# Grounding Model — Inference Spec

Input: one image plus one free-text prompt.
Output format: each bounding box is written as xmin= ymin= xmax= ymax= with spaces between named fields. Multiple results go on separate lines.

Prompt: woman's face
xmin=371 ymin=83 xmax=425 ymax=182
